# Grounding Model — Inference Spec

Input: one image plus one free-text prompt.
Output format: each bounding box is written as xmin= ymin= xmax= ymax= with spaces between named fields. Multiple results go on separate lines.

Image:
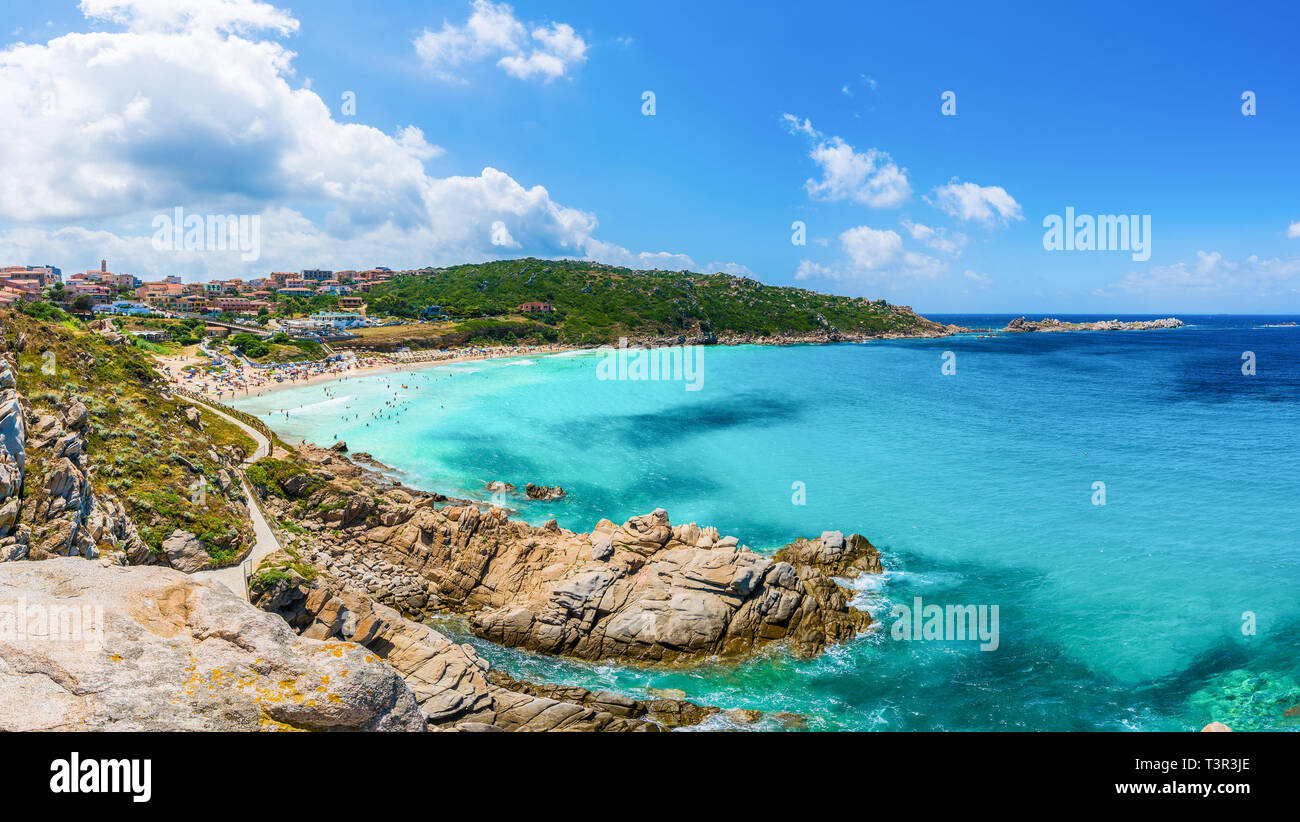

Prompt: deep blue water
xmin=232 ymin=315 xmax=1300 ymax=730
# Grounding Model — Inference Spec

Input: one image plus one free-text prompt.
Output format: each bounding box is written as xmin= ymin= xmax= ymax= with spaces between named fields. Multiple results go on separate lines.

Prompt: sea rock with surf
xmin=1001 ymin=316 xmax=1185 ymax=333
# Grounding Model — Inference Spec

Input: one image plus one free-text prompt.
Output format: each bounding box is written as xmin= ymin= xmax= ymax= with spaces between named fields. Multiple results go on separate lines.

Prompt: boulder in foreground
xmin=0 ymin=558 xmax=424 ymax=731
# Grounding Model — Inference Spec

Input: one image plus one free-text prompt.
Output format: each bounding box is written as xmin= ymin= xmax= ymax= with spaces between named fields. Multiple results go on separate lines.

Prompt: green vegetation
xmin=18 ymin=300 xmax=77 ymax=326
xmin=249 ymin=550 xmax=319 ymax=591
xmin=361 ymin=258 xmax=941 ymax=346
xmin=195 ymin=407 xmax=258 ymax=459
xmin=245 ymin=457 xmax=323 ymax=500
xmin=271 ymin=293 xmax=341 ymax=317
xmin=249 ymin=567 xmax=294 ymax=591
xmin=128 ymin=335 xmax=173 ymax=355
xmin=117 ymin=316 xmax=206 ymax=345
xmin=230 ymin=331 xmax=326 ymax=363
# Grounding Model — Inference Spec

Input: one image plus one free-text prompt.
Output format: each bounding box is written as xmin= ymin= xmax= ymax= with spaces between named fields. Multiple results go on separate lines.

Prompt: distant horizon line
xmin=916 ymin=311 xmax=1300 ymax=316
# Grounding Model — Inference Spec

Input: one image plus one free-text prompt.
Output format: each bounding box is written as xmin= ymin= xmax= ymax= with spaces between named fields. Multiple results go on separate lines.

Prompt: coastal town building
xmin=282 ymin=311 xmax=367 ymax=335
xmin=517 ymin=301 xmax=554 ymax=313
xmin=93 ymin=300 xmax=154 ymax=316
xmin=308 ymin=311 xmax=366 ymax=330
xmin=212 ymin=296 xmax=267 ymax=314
xmin=1 ymin=265 xmax=63 ymax=286
xmin=3 ymin=278 xmax=43 ymax=297
xmin=135 ymin=281 xmax=184 ymax=303
xmin=66 ymin=282 xmax=112 ymax=304
xmin=3 ymin=259 xmax=391 ymax=321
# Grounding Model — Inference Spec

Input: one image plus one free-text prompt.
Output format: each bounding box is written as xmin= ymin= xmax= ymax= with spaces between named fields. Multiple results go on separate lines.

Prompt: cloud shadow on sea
xmin=547 ymin=391 xmax=806 ymax=450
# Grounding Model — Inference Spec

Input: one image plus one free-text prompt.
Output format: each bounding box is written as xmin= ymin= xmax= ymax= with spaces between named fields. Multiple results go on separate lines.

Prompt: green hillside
xmin=362 ymin=259 xmax=945 ymax=346
xmin=3 ymin=310 xmax=256 ymax=564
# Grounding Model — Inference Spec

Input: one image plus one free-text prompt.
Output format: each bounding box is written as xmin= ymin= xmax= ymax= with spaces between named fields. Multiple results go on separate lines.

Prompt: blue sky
xmin=2 ymin=0 xmax=1299 ymax=312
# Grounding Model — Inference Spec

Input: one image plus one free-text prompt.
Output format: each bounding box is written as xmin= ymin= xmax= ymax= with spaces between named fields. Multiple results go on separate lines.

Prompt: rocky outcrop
xmin=87 ymin=318 xmax=128 ymax=345
xmin=85 ymin=495 xmax=155 ymax=566
xmin=484 ymin=669 xmax=718 ymax=728
xmin=462 ymin=509 xmax=877 ymax=663
xmin=24 ymin=399 xmax=103 ymax=560
xmin=250 ymin=557 xmax=705 ymax=730
xmin=268 ymin=489 xmax=882 ymax=665
xmin=0 ymin=558 xmax=425 ymax=731
xmin=161 ymin=528 xmax=214 ymax=573
xmin=524 ymin=483 xmax=565 ymax=501
xmin=0 ymin=360 xmax=28 ymax=560
xmin=1003 ymin=316 xmax=1184 ymax=333
xmin=0 ymin=354 xmax=161 ymax=567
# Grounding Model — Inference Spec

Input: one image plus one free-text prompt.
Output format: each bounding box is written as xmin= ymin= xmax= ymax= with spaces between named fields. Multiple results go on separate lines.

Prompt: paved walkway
xmin=186 ymin=398 xmax=279 ymax=599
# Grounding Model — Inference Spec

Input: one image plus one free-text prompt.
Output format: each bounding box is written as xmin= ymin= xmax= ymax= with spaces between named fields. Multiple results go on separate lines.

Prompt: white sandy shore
xmin=156 ymin=343 xmax=582 ymax=401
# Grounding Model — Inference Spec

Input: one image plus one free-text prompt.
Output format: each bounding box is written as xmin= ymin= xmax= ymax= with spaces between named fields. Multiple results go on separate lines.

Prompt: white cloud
xmin=0 ymin=0 xmax=682 ymax=279
xmin=794 ymin=260 xmax=834 ymax=281
xmin=930 ymin=179 xmax=1022 ymax=225
xmin=963 ymin=269 xmax=992 ymax=289
xmin=579 ymin=238 xmax=696 ymax=271
xmin=705 ymin=261 xmax=754 ymax=277
xmin=900 ymin=218 xmax=966 ymax=255
xmin=414 ymin=1 xmax=587 ymax=83
xmin=1288 ymin=221 xmax=1300 ymax=239
xmin=489 ymin=219 xmax=518 ymax=247
xmin=1105 ymin=250 xmax=1300 ymax=296
xmin=841 ymin=225 xmax=904 ymax=270
xmin=782 ymin=114 xmax=910 ymax=208
xmin=80 ymin=0 xmax=298 ymax=34
xmin=794 ymin=224 xmax=942 ymax=283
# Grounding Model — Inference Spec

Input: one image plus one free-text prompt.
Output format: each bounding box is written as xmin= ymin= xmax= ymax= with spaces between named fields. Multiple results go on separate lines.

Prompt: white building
xmin=94 ymin=300 xmax=154 ymax=316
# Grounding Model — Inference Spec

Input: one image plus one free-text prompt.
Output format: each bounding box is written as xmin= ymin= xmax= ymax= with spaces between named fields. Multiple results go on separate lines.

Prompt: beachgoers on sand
xmin=156 ymin=341 xmax=570 ymax=400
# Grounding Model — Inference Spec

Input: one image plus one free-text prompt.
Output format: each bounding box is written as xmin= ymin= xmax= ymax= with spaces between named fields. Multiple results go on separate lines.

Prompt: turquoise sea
xmin=230 ymin=316 xmax=1300 ymax=731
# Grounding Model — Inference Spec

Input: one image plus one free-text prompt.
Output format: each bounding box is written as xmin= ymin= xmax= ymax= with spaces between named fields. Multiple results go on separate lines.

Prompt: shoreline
xmin=157 ymin=342 xmax=579 ymax=401
xmin=161 ymin=325 xmax=966 ymax=400
xmin=158 ymin=316 xmax=1186 ymax=402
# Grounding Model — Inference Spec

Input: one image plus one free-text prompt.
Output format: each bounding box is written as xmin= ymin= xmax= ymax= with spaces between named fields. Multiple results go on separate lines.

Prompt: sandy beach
xmin=156 ymin=342 xmax=577 ymax=400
